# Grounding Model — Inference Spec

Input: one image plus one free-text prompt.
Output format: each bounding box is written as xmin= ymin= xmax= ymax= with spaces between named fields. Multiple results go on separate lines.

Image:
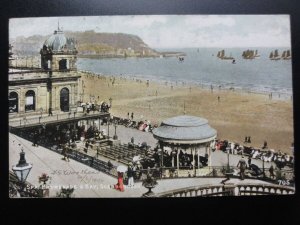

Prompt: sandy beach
xmin=79 ymin=71 xmax=294 ymax=154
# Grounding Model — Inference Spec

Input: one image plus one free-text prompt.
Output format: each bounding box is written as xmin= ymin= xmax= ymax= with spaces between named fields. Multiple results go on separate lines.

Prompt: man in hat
xmin=237 ymin=156 xmax=247 ymax=180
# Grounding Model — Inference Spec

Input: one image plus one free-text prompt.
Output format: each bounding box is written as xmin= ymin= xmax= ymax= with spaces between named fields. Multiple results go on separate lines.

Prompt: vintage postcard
xmin=8 ymin=15 xmax=294 ymax=198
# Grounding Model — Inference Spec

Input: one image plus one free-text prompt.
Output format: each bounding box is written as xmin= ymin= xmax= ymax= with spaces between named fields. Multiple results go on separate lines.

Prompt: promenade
xmin=9 ymin=131 xmax=276 ymax=198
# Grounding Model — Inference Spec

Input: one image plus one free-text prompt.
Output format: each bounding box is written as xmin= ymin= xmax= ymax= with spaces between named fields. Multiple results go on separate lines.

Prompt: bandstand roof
xmin=152 ymin=115 xmax=217 ymax=144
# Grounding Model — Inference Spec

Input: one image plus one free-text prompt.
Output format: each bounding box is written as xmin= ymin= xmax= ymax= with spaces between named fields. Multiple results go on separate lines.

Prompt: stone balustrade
xmin=151 ymin=182 xmax=295 ymax=197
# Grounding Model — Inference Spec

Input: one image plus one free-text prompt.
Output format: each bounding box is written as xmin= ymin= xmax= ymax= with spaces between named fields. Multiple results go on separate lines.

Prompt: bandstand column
xmin=197 ymin=148 xmax=200 ymax=169
xmin=159 ymin=141 xmax=164 ymax=167
xmin=172 ymin=148 xmax=175 ymax=167
xmin=208 ymin=142 xmax=212 ymax=168
xmin=177 ymin=148 xmax=179 ymax=171
xmin=192 ymin=147 xmax=195 ymax=175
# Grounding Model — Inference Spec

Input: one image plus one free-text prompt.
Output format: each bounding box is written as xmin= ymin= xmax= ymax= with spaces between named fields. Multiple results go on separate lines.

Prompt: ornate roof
xmin=152 ymin=115 xmax=217 ymax=144
xmin=42 ymin=28 xmax=77 ymax=53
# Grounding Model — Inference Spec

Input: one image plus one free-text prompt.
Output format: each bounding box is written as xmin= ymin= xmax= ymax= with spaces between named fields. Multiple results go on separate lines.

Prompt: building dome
xmin=43 ymin=28 xmax=76 ymax=53
xmin=152 ymin=115 xmax=217 ymax=144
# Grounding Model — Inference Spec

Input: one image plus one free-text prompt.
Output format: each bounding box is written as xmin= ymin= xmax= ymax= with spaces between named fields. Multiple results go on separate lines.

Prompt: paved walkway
xmin=9 ymin=132 xmax=274 ymax=198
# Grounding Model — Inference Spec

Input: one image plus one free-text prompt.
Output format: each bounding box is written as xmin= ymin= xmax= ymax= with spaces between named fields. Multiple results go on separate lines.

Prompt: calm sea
xmin=77 ymin=48 xmax=293 ymax=96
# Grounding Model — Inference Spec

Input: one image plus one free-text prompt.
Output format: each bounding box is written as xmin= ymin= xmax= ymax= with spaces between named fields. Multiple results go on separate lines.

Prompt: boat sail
xmin=269 ymin=49 xmax=281 ymax=60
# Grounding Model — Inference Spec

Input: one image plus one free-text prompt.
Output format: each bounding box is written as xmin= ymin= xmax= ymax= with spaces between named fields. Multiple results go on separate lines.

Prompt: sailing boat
xmin=282 ymin=50 xmax=291 ymax=60
xmin=269 ymin=49 xmax=281 ymax=60
xmin=217 ymin=49 xmax=234 ymax=60
xmin=242 ymin=49 xmax=259 ymax=59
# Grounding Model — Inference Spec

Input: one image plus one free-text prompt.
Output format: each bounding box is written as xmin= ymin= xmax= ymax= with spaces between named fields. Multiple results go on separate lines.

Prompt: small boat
xmin=232 ymin=59 xmax=236 ymax=64
xmin=217 ymin=50 xmax=234 ymax=60
xmin=269 ymin=49 xmax=281 ymax=60
xmin=242 ymin=49 xmax=259 ymax=59
xmin=178 ymin=56 xmax=184 ymax=62
xmin=282 ymin=50 xmax=291 ymax=60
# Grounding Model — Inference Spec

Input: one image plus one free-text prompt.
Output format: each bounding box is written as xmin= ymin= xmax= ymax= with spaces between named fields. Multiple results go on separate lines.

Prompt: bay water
xmin=77 ymin=47 xmax=293 ymax=97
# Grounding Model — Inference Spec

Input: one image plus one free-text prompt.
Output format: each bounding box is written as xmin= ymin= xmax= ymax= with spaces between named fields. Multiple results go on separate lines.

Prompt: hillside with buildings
xmin=10 ymin=30 xmax=160 ymax=58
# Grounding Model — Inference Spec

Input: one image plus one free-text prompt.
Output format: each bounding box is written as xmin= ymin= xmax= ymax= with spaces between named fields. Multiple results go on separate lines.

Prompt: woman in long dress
xmin=114 ymin=172 xmax=124 ymax=192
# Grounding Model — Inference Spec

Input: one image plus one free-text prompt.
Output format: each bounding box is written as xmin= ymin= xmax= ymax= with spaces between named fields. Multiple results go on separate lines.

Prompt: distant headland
xmin=10 ymin=30 xmax=185 ymax=58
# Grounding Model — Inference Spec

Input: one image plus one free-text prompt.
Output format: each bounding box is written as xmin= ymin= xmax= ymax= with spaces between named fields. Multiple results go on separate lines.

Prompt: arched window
xmin=25 ymin=90 xmax=36 ymax=112
xmin=60 ymin=88 xmax=69 ymax=112
xmin=9 ymin=92 xmax=18 ymax=113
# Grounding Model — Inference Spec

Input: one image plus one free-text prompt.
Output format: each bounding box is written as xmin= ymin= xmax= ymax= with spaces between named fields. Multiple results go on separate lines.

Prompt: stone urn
xmin=142 ymin=172 xmax=158 ymax=197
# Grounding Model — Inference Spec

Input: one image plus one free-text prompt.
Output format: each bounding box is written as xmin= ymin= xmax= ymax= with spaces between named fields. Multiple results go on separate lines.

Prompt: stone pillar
xmin=19 ymin=88 xmax=25 ymax=113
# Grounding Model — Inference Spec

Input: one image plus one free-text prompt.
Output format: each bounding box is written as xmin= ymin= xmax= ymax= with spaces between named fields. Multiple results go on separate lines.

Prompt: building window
xmin=25 ymin=90 xmax=36 ymax=112
xmin=47 ymin=60 xmax=51 ymax=69
xmin=9 ymin=92 xmax=18 ymax=113
xmin=59 ymin=59 xmax=67 ymax=70
xmin=60 ymin=88 xmax=69 ymax=112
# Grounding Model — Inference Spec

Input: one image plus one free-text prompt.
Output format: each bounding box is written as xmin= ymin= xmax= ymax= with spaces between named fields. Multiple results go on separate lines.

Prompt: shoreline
xmin=79 ymin=70 xmax=293 ymax=101
xmin=79 ymin=71 xmax=294 ymax=155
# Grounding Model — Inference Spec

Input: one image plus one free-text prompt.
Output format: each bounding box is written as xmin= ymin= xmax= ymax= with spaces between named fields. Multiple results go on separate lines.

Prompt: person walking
xmin=114 ymin=172 xmax=124 ymax=192
xmin=262 ymin=140 xmax=268 ymax=149
xmin=127 ymin=163 xmax=135 ymax=187
xmin=33 ymin=131 xmax=39 ymax=147
xmin=48 ymin=107 xmax=53 ymax=116
xmin=247 ymin=136 xmax=251 ymax=143
xmin=237 ymin=156 xmax=247 ymax=180
xmin=248 ymin=156 xmax=252 ymax=168
xmin=131 ymin=112 xmax=134 ymax=120
xmin=269 ymin=165 xmax=275 ymax=179
xmin=107 ymin=160 xmax=113 ymax=172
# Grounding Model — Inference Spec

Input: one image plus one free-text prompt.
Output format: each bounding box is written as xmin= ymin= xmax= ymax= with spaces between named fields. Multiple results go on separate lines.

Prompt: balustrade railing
xmin=150 ymin=182 xmax=295 ymax=197
xmin=9 ymin=111 xmax=108 ymax=128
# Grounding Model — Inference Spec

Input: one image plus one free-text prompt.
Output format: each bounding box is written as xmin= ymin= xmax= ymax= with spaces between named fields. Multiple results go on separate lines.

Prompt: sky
xmin=9 ymin=15 xmax=291 ymax=48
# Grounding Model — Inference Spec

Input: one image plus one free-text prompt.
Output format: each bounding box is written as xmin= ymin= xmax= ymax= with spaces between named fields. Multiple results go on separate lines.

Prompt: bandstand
xmin=152 ymin=115 xmax=217 ymax=176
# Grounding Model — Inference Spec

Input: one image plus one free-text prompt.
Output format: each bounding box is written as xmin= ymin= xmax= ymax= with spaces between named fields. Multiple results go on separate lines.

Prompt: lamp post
xmin=113 ymin=121 xmax=118 ymax=140
xmin=12 ymin=147 xmax=33 ymax=197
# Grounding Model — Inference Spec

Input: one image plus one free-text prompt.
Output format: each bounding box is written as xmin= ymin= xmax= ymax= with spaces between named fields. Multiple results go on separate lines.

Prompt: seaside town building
xmin=9 ymin=26 xmax=80 ymax=118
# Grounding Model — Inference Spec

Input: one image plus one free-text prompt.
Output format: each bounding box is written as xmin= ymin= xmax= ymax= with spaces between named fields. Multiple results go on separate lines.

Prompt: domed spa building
xmin=9 ymin=26 xmax=81 ymax=117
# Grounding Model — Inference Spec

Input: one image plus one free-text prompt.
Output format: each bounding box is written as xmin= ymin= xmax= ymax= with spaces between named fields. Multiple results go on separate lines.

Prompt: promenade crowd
xmin=215 ymin=139 xmax=294 ymax=170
